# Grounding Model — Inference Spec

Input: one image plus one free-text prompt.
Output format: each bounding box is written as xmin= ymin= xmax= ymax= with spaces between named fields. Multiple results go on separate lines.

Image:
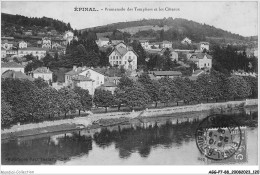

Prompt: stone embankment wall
xmin=141 ymin=99 xmax=257 ymax=118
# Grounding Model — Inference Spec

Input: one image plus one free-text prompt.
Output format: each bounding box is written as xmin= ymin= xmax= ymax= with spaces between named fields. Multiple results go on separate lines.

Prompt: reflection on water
xmin=1 ymin=108 xmax=258 ymax=165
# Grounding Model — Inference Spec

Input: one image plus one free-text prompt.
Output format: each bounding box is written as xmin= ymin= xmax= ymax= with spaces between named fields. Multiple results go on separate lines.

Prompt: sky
xmin=1 ymin=1 xmax=258 ymax=37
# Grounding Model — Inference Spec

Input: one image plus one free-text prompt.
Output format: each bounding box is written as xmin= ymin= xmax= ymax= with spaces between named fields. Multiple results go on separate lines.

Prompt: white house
xmin=140 ymin=40 xmax=150 ymax=49
xmin=63 ymin=31 xmax=74 ymax=45
xmin=1 ymin=62 xmax=25 ymax=74
xmin=65 ymin=66 xmax=105 ymax=95
xmin=18 ymin=47 xmax=47 ymax=59
xmin=1 ymin=40 xmax=13 ymax=50
xmin=108 ymin=42 xmax=138 ymax=70
xmin=199 ymin=42 xmax=210 ymax=51
xmin=160 ymin=40 xmax=172 ymax=49
xmin=181 ymin=37 xmax=192 ymax=44
xmin=96 ymin=38 xmax=110 ymax=47
xmin=32 ymin=67 xmax=53 ymax=83
xmin=160 ymin=48 xmax=178 ymax=61
xmin=6 ymin=49 xmax=18 ymax=57
xmin=42 ymin=37 xmax=52 ymax=49
xmin=189 ymin=53 xmax=212 ymax=69
xmin=19 ymin=41 xmax=27 ymax=48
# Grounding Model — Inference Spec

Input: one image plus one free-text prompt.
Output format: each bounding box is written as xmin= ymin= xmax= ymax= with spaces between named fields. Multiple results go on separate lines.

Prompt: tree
xmin=227 ymin=76 xmax=251 ymax=100
xmin=74 ymin=87 xmax=93 ymax=115
xmin=1 ymin=78 xmax=43 ymax=123
xmin=58 ymin=87 xmax=82 ymax=117
xmin=243 ymin=76 xmax=257 ymax=98
xmin=114 ymin=88 xmax=127 ymax=111
xmin=33 ymin=77 xmax=49 ymax=89
xmin=124 ymin=82 xmax=150 ymax=110
xmin=138 ymin=73 xmax=160 ymax=107
xmin=1 ymin=96 xmax=13 ymax=127
xmin=158 ymin=85 xmax=171 ymax=106
xmin=117 ymin=75 xmax=134 ymax=89
xmin=94 ymin=89 xmax=114 ymax=112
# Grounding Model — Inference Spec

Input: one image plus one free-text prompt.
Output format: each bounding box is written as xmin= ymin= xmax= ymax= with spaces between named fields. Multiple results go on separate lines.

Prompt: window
xmin=113 ymin=56 xmax=115 ymax=59
xmin=119 ymin=61 xmax=121 ymax=64
xmin=204 ymin=63 xmax=206 ymax=67
xmin=116 ymin=61 xmax=118 ymax=64
xmin=208 ymin=63 xmax=210 ymax=66
xmin=116 ymin=56 xmax=118 ymax=59
xmin=129 ymin=56 xmax=131 ymax=59
xmin=125 ymin=61 xmax=127 ymax=64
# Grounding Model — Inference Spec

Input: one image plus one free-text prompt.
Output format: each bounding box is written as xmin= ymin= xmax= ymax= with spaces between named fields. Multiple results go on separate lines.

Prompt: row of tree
xmin=2 ymin=70 xmax=257 ymax=128
xmin=94 ymin=70 xmax=257 ymax=112
xmin=1 ymin=78 xmax=92 ymax=127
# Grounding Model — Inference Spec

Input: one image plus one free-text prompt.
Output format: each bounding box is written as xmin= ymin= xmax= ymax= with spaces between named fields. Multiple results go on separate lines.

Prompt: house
xmin=2 ymin=70 xmax=34 ymax=81
xmin=24 ymin=31 xmax=32 ymax=36
xmin=71 ymin=75 xmax=95 ymax=95
xmin=199 ymin=42 xmax=210 ymax=51
xmin=42 ymin=37 xmax=52 ymax=49
xmin=160 ymin=40 xmax=172 ymax=49
xmin=65 ymin=66 xmax=105 ymax=95
xmin=181 ymin=37 xmax=192 ymax=44
xmin=63 ymin=31 xmax=74 ymax=45
xmin=52 ymin=42 xmax=62 ymax=50
xmin=18 ymin=47 xmax=47 ymax=59
xmin=1 ymin=40 xmax=14 ymax=50
xmin=18 ymin=41 xmax=27 ymax=48
xmin=148 ymin=71 xmax=182 ymax=79
xmin=1 ymin=62 xmax=25 ymax=74
xmin=189 ymin=53 xmax=212 ymax=69
xmin=96 ymin=38 xmax=110 ymax=47
xmin=6 ymin=49 xmax=18 ymax=57
xmin=1 ymin=47 xmax=7 ymax=58
xmin=97 ymin=76 xmax=121 ymax=94
xmin=149 ymin=42 xmax=160 ymax=49
xmin=108 ymin=42 xmax=138 ymax=70
xmin=97 ymin=81 xmax=117 ymax=94
xmin=32 ymin=67 xmax=53 ymax=83
xmin=140 ymin=40 xmax=150 ymax=49
xmin=160 ymin=48 xmax=178 ymax=61
xmin=50 ymin=30 xmax=58 ymax=36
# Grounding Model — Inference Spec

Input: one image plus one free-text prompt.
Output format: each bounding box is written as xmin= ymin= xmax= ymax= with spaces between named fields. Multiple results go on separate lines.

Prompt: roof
xmin=19 ymin=47 xmax=48 ymax=51
xmin=32 ymin=67 xmax=53 ymax=74
xmin=71 ymin=75 xmax=93 ymax=81
xmin=1 ymin=47 xmax=7 ymax=51
xmin=99 ymin=37 xmax=109 ymax=41
xmin=109 ymin=44 xmax=139 ymax=57
xmin=106 ymin=76 xmax=121 ymax=82
xmin=102 ymin=81 xmax=117 ymax=87
xmin=200 ymin=42 xmax=209 ymax=45
xmin=192 ymin=70 xmax=204 ymax=76
xmin=65 ymin=67 xmax=105 ymax=76
xmin=1 ymin=62 xmax=24 ymax=68
xmin=151 ymin=71 xmax=182 ymax=76
xmin=196 ymin=53 xmax=212 ymax=59
xmin=2 ymin=70 xmax=34 ymax=81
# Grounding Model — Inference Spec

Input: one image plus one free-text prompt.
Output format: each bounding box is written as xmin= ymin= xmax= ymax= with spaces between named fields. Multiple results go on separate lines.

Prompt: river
xmin=1 ymin=107 xmax=258 ymax=165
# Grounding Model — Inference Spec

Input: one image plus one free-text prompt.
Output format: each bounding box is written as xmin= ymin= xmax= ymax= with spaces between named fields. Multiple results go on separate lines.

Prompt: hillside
xmin=80 ymin=18 xmax=247 ymax=42
xmin=1 ymin=13 xmax=72 ymax=37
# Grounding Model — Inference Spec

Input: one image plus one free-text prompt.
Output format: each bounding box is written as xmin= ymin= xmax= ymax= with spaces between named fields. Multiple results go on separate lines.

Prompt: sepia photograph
xmin=0 ymin=0 xmax=259 ymax=174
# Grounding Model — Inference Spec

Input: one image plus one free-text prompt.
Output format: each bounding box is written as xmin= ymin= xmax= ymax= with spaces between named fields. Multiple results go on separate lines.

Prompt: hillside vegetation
xmin=1 ymin=13 xmax=72 ymax=36
xmin=81 ymin=17 xmax=246 ymax=42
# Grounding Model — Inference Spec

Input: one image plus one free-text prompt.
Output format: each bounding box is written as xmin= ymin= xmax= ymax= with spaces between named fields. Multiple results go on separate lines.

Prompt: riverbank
xmin=1 ymin=99 xmax=257 ymax=140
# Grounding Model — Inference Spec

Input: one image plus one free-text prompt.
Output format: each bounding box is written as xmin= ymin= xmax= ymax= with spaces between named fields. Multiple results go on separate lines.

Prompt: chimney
xmin=73 ymin=65 xmax=77 ymax=70
xmin=12 ymin=72 xmax=16 ymax=79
